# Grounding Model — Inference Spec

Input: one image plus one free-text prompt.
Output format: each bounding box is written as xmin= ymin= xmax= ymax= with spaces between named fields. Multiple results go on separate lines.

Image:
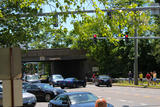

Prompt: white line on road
xmin=140 ymin=103 xmax=147 ymax=105
xmin=120 ymin=99 xmax=127 ymax=102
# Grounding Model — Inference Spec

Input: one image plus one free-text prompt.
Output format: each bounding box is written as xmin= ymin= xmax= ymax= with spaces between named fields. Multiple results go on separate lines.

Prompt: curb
xmin=86 ymin=82 xmax=160 ymax=89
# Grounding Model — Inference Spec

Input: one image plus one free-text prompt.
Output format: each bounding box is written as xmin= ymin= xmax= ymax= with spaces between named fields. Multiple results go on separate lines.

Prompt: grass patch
xmin=113 ymin=81 xmax=160 ymax=89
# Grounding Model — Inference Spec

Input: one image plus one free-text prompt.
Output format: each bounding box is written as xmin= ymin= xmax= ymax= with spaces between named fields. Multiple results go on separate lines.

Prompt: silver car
xmin=49 ymin=74 xmax=64 ymax=87
xmin=22 ymin=90 xmax=37 ymax=107
xmin=0 ymin=85 xmax=37 ymax=107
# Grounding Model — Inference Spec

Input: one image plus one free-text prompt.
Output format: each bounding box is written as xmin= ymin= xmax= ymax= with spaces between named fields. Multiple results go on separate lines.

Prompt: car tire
xmin=83 ymin=85 xmax=86 ymax=87
xmin=52 ymin=84 xmax=55 ymax=87
xmin=49 ymin=82 xmax=53 ymax=85
xmin=45 ymin=94 xmax=51 ymax=102
xmin=95 ymin=82 xmax=99 ymax=86
xmin=110 ymin=84 xmax=112 ymax=87
xmin=61 ymin=86 xmax=64 ymax=89
xmin=83 ymin=83 xmax=86 ymax=87
xmin=73 ymin=84 xmax=77 ymax=88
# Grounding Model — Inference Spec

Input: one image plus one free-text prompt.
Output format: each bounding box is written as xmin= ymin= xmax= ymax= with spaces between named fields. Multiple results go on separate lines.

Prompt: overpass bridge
xmin=22 ymin=48 xmax=92 ymax=79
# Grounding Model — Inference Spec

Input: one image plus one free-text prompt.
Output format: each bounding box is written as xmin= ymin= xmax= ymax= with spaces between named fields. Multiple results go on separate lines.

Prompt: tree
xmin=150 ymin=0 xmax=160 ymax=66
xmin=70 ymin=0 xmax=153 ymax=76
xmin=0 ymin=0 xmax=93 ymax=48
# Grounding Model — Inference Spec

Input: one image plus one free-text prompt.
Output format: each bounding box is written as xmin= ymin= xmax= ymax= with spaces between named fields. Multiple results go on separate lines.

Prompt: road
xmin=36 ymin=84 xmax=160 ymax=107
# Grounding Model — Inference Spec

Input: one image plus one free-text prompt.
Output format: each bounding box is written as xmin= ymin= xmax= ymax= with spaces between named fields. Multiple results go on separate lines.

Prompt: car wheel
xmin=83 ymin=84 xmax=86 ymax=87
xmin=61 ymin=86 xmax=64 ymax=89
xmin=49 ymin=82 xmax=53 ymax=85
xmin=110 ymin=84 xmax=112 ymax=87
xmin=83 ymin=83 xmax=86 ymax=87
xmin=52 ymin=84 xmax=55 ymax=87
xmin=73 ymin=84 xmax=77 ymax=88
xmin=45 ymin=94 xmax=51 ymax=102
xmin=95 ymin=82 xmax=99 ymax=86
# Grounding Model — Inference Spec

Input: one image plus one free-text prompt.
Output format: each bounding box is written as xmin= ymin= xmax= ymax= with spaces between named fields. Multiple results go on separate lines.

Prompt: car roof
xmin=59 ymin=91 xmax=92 ymax=96
xmin=65 ymin=77 xmax=75 ymax=79
xmin=51 ymin=74 xmax=62 ymax=76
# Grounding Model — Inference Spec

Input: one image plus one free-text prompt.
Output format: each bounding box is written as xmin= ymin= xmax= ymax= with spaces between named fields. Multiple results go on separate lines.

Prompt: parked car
xmin=0 ymin=85 xmax=2 ymax=107
xmin=48 ymin=91 xmax=113 ymax=107
xmin=0 ymin=85 xmax=37 ymax=107
xmin=22 ymin=90 xmax=37 ymax=107
xmin=24 ymin=75 xmax=41 ymax=83
xmin=48 ymin=74 xmax=64 ymax=87
xmin=24 ymin=83 xmax=66 ymax=102
xmin=95 ymin=75 xmax=112 ymax=87
xmin=58 ymin=77 xmax=86 ymax=89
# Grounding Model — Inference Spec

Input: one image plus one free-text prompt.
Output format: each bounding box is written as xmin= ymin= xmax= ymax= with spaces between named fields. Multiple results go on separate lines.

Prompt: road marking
xmin=120 ymin=99 xmax=127 ymax=102
xmin=144 ymin=96 xmax=151 ymax=98
xmin=140 ymin=103 xmax=147 ymax=105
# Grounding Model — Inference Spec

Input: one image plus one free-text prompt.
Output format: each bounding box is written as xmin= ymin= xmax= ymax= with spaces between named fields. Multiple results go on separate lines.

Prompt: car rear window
xmin=99 ymin=75 xmax=110 ymax=79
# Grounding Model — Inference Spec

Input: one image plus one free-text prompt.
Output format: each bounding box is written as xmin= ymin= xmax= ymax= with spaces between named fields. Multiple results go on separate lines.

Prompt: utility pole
xmin=134 ymin=17 xmax=138 ymax=85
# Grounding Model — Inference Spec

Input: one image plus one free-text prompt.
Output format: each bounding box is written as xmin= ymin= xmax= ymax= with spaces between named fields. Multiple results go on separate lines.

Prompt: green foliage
xmin=0 ymin=0 xmax=159 ymax=78
xmin=0 ymin=0 xmax=88 ymax=48
xmin=0 ymin=0 xmax=46 ymax=47
xmin=70 ymin=0 xmax=157 ymax=77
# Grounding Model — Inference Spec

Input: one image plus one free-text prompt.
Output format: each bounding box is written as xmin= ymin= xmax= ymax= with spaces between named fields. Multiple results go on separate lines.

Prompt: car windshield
xmin=99 ymin=75 xmax=110 ymax=79
xmin=26 ymin=75 xmax=39 ymax=80
xmin=40 ymin=84 xmax=54 ymax=90
xmin=69 ymin=93 xmax=98 ymax=104
xmin=52 ymin=75 xmax=63 ymax=79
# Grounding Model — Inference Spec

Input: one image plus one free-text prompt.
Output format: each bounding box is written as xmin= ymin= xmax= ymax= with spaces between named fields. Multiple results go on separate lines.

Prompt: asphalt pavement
xmin=36 ymin=84 xmax=160 ymax=107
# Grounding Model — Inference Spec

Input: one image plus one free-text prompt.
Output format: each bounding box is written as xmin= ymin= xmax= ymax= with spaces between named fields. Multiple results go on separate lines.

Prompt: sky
xmin=42 ymin=0 xmax=103 ymax=31
xmin=42 ymin=0 xmax=153 ymax=31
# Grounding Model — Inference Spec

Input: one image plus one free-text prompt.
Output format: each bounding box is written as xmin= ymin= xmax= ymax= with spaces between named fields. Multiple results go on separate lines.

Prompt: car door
xmin=75 ymin=78 xmax=83 ymax=86
xmin=32 ymin=85 xmax=43 ymax=98
xmin=26 ymin=85 xmax=41 ymax=98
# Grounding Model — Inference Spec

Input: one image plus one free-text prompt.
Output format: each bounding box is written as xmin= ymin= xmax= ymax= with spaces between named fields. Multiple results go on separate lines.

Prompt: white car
xmin=24 ymin=75 xmax=41 ymax=83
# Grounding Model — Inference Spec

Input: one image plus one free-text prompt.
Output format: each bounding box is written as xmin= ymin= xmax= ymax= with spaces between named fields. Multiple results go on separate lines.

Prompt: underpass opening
xmin=51 ymin=59 xmax=87 ymax=80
